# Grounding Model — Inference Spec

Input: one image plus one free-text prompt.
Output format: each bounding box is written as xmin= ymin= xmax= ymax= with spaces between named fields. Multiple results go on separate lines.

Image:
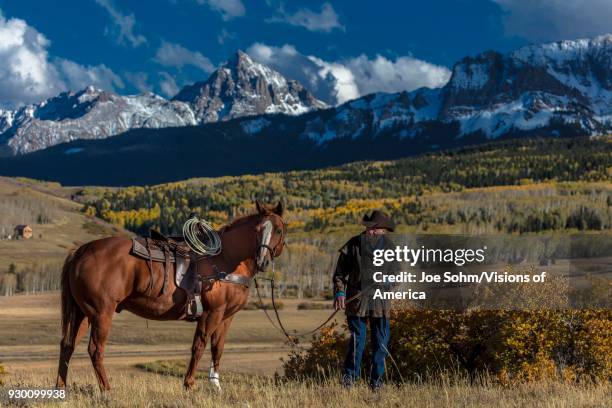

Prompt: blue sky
xmin=0 ymin=0 xmax=610 ymax=107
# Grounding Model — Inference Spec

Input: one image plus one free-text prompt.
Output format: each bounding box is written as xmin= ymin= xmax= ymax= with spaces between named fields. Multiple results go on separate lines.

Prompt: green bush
xmin=322 ymin=291 xmax=334 ymax=301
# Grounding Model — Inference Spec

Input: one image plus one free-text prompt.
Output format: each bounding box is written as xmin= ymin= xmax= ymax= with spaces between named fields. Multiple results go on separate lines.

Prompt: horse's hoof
xmin=99 ymin=386 xmax=112 ymax=394
xmin=209 ymin=378 xmax=221 ymax=392
xmin=208 ymin=364 xmax=221 ymax=392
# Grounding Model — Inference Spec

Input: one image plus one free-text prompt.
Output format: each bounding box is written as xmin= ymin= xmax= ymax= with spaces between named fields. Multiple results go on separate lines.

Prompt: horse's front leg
xmin=184 ymin=310 xmax=224 ymax=390
xmin=209 ymin=316 xmax=235 ymax=391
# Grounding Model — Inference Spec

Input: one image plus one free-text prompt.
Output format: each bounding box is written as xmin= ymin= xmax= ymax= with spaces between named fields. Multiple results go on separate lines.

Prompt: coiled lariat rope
xmin=182 ymin=217 xmax=222 ymax=256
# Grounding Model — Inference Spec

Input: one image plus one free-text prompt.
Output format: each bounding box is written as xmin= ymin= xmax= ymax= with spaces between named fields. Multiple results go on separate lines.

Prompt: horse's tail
xmin=60 ymin=248 xmax=79 ymax=347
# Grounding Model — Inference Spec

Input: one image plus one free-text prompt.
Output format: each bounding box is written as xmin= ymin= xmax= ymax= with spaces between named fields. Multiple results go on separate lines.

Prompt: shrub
xmin=297 ymin=302 xmax=334 ymax=310
xmin=322 ymin=291 xmax=334 ymax=301
xmin=283 ymin=309 xmax=612 ymax=384
xmin=283 ymin=322 xmax=347 ymax=381
xmin=242 ymin=301 xmax=284 ymax=310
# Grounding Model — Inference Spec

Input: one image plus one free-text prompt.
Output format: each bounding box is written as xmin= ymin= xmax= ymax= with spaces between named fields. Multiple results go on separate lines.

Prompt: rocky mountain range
xmin=299 ymin=34 xmax=612 ymax=145
xmin=0 ymin=88 xmax=196 ymax=155
xmin=0 ymin=51 xmax=326 ymax=155
xmin=0 ymin=35 xmax=610 ymax=183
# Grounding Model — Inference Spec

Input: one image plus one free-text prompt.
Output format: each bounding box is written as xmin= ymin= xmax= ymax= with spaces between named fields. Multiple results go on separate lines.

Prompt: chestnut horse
xmin=56 ymin=202 xmax=286 ymax=391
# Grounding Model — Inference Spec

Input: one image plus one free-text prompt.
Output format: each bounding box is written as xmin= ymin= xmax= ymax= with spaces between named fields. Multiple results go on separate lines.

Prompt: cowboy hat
xmin=361 ymin=210 xmax=395 ymax=232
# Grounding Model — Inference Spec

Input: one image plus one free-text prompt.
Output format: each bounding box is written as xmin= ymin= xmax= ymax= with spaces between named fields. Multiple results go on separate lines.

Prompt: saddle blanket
xmin=131 ymin=236 xmax=179 ymax=263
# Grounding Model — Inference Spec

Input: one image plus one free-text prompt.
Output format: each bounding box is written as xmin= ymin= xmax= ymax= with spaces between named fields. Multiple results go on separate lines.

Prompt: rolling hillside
xmin=0 ymin=177 xmax=129 ymax=293
xmin=74 ymin=136 xmax=611 ymax=298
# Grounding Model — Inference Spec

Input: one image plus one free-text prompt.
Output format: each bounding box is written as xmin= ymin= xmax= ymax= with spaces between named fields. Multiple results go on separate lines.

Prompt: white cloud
xmin=344 ymin=54 xmax=452 ymax=96
xmin=95 ymin=0 xmax=146 ymax=47
xmin=247 ymin=43 xmax=451 ymax=105
xmin=159 ymin=72 xmax=180 ymax=97
xmin=217 ymin=28 xmax=236 ymax=45
xmin=124 ymin=71 xmax=151 ymax=93
xmin=0 ymin=10 xmax=123 ymax=107
xmin=267 ymin=3 xmax=344 ymax=33
xmin=197 ymin=0 xmax=245 ymax=21
xmin=247 ymin=43 xmax=343 ymax=102
xmin=57 ymin=59 xmax=124 ymax=91
xmin=0 ymin=11 xmax=61 ymax=105
xmin=306 ymin=56 xmax=359 ymax=103
xmin=493 ymin=0 xmax=612 ymax=41
xmin=154 ymin=41 xmax=215 ymax=72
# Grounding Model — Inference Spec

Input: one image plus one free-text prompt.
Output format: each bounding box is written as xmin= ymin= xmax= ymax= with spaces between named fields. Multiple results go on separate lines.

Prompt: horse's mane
xmin=218 ymin=202 xmax=282 ymax=234
xmin=218 ymin=212 xmax=263 ymax=234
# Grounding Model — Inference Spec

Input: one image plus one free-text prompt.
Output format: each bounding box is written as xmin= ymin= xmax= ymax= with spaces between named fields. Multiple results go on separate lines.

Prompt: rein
xmin=253 ymin=257 xmax=370 ymax=346
xmin=254 ymin=260 xmax=407 ymax=382
xmin=249 ymin=215 xmax=406 ymax=381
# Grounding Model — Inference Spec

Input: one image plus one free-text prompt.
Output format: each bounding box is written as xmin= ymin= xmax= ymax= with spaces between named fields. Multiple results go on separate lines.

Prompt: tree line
xmin=0 ymin=262 xmax=62 ymax=296
xmin=82 ymin=137 xmax=612 ymax=236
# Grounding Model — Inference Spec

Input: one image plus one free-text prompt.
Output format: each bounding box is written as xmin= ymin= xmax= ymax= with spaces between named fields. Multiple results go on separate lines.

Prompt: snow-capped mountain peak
xmin=0 ymin=88 xmax=197 ymax=155
xmin=512 ymin=34 xmax=612 ymax=65
xmin=172 ymin=50 xmax=327 ymax=122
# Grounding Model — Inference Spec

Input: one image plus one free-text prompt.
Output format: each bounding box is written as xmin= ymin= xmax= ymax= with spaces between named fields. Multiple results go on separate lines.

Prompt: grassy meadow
xmin=3 ymin=364 xmax=610 ymax=407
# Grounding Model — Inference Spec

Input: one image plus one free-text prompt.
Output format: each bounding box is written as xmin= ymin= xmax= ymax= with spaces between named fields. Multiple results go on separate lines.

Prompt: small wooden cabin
xmin=14 ymin=224 xmax=33 ymax=240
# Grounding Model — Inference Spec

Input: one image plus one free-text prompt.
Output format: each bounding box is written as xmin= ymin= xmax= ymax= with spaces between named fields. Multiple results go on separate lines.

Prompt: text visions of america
xmin=370 ymin=245 xmax=548 ymax=300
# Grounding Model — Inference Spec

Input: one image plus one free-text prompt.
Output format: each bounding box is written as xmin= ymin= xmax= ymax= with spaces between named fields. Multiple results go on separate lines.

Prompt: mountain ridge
xmin=0 ymin=51 xmax=326 ymax=155
xmin=302 ymin=34 xmax=612 ymax=145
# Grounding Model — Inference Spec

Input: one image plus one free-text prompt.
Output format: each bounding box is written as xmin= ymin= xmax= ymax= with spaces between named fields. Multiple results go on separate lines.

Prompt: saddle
xmin=130 ymin=230 xmax=202 ymax=320
xmin=130 ymin=229 xmax=252 ymax=321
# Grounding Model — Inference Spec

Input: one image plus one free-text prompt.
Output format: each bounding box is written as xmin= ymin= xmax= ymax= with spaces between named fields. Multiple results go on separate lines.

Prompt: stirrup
xmin=187 ymin=294 xmax=203 ymax=321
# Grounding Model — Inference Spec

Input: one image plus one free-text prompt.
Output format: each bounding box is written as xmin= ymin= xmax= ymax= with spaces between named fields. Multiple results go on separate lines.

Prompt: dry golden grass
xmin=0 ymin=292 xmax=336 ymax=348
xmin=1 ymin=290 xmax=610 ymax=407
xmin=1 ymin=364 xmax=610 ymax=408
xmin=0 ymin=292 xmax=336 ymax=386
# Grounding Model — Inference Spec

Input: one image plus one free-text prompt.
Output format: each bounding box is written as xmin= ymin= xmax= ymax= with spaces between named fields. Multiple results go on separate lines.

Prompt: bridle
xmin=255 ymin=213 xmax=287 ymax=273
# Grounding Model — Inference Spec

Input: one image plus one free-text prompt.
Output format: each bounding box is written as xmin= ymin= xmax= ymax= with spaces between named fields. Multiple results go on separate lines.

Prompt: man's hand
xmin=334 ymin=294 xmax=346 ymax=310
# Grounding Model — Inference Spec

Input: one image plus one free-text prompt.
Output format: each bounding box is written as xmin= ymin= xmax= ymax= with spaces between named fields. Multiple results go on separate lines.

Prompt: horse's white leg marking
xmin=209 ymin=362 xmax=221 ymax=390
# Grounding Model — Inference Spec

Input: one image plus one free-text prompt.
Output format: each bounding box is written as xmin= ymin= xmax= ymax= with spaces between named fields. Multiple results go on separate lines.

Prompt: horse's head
xmin=254 ymin=201 xmax=286 ymax=272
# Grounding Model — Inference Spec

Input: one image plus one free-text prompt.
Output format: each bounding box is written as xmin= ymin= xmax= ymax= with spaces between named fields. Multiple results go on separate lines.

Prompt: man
xmin=332 ymin=210 xmax=395 ymax=390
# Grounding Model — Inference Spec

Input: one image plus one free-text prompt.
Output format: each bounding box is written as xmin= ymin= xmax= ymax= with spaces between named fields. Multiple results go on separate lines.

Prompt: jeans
xmin=343 ymin=316 xmax=390 ymax=385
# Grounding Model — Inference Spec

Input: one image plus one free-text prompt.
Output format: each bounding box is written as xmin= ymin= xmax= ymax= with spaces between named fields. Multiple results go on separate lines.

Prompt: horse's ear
xmin=274 ymin=201 xmax=284 ymax=216
xmin=255 ymin=200 xmax=265 ymax=214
